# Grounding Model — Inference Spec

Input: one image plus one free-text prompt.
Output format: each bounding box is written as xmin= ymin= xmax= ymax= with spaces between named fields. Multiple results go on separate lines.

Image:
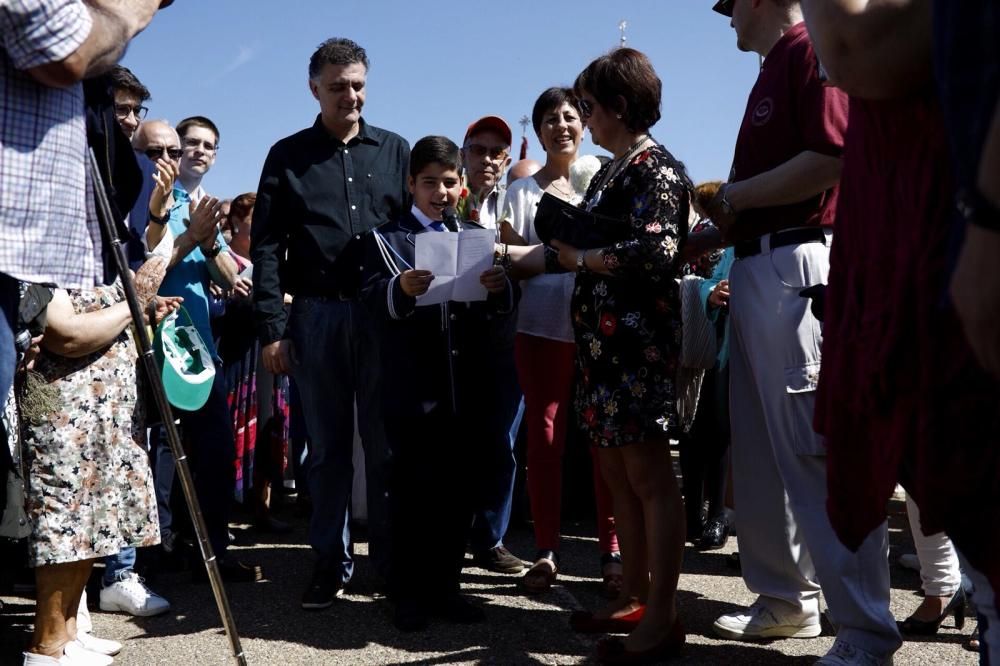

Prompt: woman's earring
xmin=616 ymin=114 xmax=622 ymax=119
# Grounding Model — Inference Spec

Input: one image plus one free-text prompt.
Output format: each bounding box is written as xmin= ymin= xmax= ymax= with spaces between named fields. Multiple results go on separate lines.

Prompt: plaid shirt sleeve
xmin=0 ymin=0 xmax=92 ymax=70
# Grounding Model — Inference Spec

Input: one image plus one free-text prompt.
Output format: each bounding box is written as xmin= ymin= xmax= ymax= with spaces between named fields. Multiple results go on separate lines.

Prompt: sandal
xmin=600 ymin=552 xmax=624 ymax=600
xmin=523 ymin=550 xmax=559 ymax=595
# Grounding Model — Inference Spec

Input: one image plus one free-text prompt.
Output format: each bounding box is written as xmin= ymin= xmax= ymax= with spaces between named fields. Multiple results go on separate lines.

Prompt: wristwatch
xmin=957 ymin=187 xmax=1000 ymax=231
xmin=148 ymin=210 xmax=169 ymax=226
xmin=203 ymin=241 xmax=223 ymax=259
xmin=576 ymin=250 xmax=588 ymax=273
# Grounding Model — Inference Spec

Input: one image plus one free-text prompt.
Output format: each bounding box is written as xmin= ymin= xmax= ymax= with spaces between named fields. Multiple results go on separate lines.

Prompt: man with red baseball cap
xmin=461 ymin=116 xmax=513 ymax=229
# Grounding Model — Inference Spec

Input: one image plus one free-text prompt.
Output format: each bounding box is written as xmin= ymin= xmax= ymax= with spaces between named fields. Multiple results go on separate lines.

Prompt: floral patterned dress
xmin=572 ymin=144 xmax=691 ymax=447
xmin=22 ymin=283 xmax=159 ymax=567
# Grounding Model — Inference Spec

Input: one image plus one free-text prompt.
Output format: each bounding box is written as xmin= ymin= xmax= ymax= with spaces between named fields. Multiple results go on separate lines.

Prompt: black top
xmin=251 ymin=116 xmax=410 ymax=345
xmin=360 ymin=211 xmax=517 ymax=421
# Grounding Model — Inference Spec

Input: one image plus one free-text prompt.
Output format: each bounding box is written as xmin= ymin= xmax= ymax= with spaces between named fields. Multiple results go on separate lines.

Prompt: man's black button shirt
xmin=251 ymin=115 xmax=410 ymax=345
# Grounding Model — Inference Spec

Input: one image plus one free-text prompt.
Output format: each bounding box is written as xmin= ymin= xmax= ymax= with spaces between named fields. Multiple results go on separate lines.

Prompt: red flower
xmin=582 ymin=406 xmax=597 ymax=426
xmin=469 ymin=208 xmax=479 ymax=221
xmin=599 ymin=312 xmax=618 ymax=336
xmin=460 ymin=188 xmax=469 ymax=199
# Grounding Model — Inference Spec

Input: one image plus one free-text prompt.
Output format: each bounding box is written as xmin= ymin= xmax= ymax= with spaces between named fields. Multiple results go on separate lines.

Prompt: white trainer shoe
xmin=21 ymin=652 xmax=71 ymax=665
xmin=63 ymin=640 xmax=113 ymax=666
xmin=815 ymin=638 xmax=894 ymax=665
xmin=76 ymin=631 xmax=122 ymax=657
xmin=713 ymin=600 xmax=822 ymax=640
xmin=99 ymin=572 xmax=170 ymax=617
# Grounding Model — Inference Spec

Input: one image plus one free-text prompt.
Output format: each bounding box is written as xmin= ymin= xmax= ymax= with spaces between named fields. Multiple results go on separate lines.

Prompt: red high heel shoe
xmin=596 ymin=618 xmax=686 ymax=664
xmin=569 ymin=605 xmax=646 ymax=634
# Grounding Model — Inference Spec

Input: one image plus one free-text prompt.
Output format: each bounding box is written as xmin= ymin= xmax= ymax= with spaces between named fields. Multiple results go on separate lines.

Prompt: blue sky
xmin=122 ymin=1 xmax=760 ymax=199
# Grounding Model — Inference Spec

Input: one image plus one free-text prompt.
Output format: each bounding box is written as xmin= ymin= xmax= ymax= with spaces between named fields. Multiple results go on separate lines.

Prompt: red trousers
xmin=515 ymin=333 xmax=618 ymax=554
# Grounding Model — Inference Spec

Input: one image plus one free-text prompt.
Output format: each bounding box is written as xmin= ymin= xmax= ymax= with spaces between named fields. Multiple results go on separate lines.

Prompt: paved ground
xmin=1 ymin=492 xmax=978 ymax=665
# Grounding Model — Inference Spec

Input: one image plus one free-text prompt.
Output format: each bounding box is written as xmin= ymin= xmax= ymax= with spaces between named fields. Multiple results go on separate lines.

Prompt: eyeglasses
xmin=115 ymin=104 xmax=148 ymax=121
xmin=182 ymin=137 xmax=218 ymax=153
xmin=464 ymin=143 xmax=509 ymax=161
xmin=578 ymin=99 xmax=594 ymax=118
xmin=144 ymin=146 xmax=184 ymax=161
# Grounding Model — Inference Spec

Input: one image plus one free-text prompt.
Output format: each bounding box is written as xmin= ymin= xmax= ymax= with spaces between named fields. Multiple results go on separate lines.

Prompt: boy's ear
xmin=407 ymin=174 xmax=416 ymax=195
xmin=308 ymin=79 xmax=320 ymax=102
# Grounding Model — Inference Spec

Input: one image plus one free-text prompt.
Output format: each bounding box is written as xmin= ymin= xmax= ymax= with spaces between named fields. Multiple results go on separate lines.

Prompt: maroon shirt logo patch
xmin=751 ymin=97 xmax=774 ymax=126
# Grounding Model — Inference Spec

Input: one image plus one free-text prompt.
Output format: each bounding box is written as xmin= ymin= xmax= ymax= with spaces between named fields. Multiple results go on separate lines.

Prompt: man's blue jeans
xmin=0 ymin=274 xmax=19 ymax=410
xmin=288 ymin=298 xmax=390 ymax=583
xmin=103 ymin=548 xmax=136 ymax=585
xmin=470 ymin=383 xmax=523 ymax=553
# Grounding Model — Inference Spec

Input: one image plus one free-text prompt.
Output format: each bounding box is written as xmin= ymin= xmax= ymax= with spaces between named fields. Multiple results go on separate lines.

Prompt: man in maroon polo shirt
xmin=708 ymin=1 xmax=900 ymax=664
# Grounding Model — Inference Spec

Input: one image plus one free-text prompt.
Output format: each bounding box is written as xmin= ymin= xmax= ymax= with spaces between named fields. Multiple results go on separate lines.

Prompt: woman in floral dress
xmin=548 ymin=48 xmax=691 ymax=664
xmin=21 ymin=258 xmax=179 ymax=664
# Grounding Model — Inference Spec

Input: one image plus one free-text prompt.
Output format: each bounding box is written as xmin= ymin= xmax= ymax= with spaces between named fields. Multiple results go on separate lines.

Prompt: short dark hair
xmin=109 ymin=65 xmax=150 ymax=102
xmin=531 ymin=87 xmax=581 ymax=151
xmin=409 ymin=136 xmax=461 ymax=178
xmin=177 ymin=116 xmax=220 ymax=147
xmin=309 ymin=38 xmax=369 ymax=79
xmin=574 ymin=48 xmax=662 ymax=134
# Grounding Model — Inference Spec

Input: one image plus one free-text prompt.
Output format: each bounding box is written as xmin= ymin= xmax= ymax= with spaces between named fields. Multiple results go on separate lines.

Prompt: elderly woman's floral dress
xmin=22 ymin=283 xmax=159 ymax=567
xmin=572 ymin=144 xmax=691 ymax=448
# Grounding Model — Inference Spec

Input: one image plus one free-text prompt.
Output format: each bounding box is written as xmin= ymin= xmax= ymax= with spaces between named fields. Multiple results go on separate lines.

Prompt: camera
xmin=15 ymin=284 xmax=53 ymax=366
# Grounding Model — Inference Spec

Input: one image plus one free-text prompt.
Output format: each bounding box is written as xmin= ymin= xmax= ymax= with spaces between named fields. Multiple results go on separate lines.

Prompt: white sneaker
xmin=22 ymin=653 xmax=71 ymax=665
xmin=63 ymin=640 xmax=113 ymax=666
xmin=76 ymin=632 xmax=122 ymax=657
xmin=815 ymin=638 xmax=893 ymax=665
xmin=713 ymin=600 xmax=822 ymax=640
xmin=897 ymin=553 xmax=920 ymax=572
xmin=99 ymin=572 xmax=170 ymax=617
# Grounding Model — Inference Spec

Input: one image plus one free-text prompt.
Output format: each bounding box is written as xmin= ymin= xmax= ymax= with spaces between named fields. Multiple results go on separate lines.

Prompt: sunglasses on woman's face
xmin=144 ymin=146 xmax=184 ymax=161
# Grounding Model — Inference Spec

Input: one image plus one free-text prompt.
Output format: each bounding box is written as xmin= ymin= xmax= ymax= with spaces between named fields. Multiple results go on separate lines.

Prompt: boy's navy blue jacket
xmin=360 ymin=211 xmax=518 ymax=424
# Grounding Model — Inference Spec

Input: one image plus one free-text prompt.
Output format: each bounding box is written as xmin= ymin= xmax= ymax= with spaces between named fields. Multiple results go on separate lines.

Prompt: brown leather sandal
xmin=601 ymin=552 xmax=624 ymax=599
xmin=522 ymin=550 xmax=559 ymax=595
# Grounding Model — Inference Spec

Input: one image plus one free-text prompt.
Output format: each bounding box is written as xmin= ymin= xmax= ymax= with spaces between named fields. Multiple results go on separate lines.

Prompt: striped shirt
xmin=0 ymin=0 xmax=104 ymax=288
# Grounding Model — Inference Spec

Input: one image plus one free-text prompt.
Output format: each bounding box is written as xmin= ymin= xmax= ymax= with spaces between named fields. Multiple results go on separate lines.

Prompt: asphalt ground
xmin=1 ymin=490 xmax=979 ymax=665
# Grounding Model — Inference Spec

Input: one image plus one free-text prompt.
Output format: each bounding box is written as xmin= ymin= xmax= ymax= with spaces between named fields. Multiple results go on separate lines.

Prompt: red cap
xmin=464 ymin=116 xmax=512 ymax=146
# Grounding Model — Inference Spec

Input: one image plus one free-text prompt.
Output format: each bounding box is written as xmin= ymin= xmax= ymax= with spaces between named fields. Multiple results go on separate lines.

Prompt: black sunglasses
xmin=144 ymin=146 xmax=184 ymax=160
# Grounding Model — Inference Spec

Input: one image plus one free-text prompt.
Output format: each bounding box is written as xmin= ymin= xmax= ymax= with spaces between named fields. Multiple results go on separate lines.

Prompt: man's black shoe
xmin=393 ymin=600 xmax=429 ymax=632
xmin=429 ymin=594 xmax=486 ymax=624
xmin=698 ymin=517 xmax=731 ymax=551
xmin=472 ymin=545 xmax=524 ymax=574
xmin=301 ymin=564 xmax=345 ymax=610
xmin=192 ymin=557 xmax=263 ymax=583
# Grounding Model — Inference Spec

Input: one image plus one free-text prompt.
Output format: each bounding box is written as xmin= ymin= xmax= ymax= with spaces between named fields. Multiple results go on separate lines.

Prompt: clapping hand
xmin=149 ymin=158 xmax=178 ymax=219
xmin=188 ymin=196 xmax=224 ymax=244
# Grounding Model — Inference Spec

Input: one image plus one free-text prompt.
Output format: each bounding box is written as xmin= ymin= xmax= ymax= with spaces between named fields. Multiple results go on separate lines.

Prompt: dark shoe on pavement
xmin=301 ymin=563 xmax=345 ymax=610
xmin=429 ymin=594 xmax=486 ymax=624
xmin=393 ymin=600 xmax=429 ymax=632
xmin=473 ymin=545 xmax=524 ymax=574
xmin=698 ymin=517 xmax=730 ymax=551
xmin=192 ymin=557 xmax=263 ymax=584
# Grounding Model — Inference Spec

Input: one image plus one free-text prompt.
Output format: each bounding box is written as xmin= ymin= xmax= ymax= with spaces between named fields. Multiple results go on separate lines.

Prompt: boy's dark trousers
xmin=388 ymin=404 xmax=474 ymax=605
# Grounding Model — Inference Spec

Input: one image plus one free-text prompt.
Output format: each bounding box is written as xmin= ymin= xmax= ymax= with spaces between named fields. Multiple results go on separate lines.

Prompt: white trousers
xmin=728 ymin=231 xmax=901 ymax=657
xmin=904 ymin=493 xmax=962 ymax=597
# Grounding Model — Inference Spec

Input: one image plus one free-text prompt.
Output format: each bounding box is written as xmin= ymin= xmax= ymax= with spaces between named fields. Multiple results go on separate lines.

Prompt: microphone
xmin=442 ymin=206 xmax=460 ymax=232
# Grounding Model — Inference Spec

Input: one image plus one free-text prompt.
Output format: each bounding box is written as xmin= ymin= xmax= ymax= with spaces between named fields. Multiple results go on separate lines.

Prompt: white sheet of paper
xmin=452 ymin=229 xmax=493 ymax=302
xmin=414 ymin=229 xmax=494 ymax=305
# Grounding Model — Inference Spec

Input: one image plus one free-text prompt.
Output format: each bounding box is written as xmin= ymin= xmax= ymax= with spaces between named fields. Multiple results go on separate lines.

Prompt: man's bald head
xmin=133 ymin=119 xmax=181 ymax=152
xmin=507 ymin=159 xmax=542 ymax=186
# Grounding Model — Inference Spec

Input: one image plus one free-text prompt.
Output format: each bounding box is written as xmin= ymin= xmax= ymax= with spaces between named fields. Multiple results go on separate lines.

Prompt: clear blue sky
xmin=122 ymin=1 xmax=761 ymax=199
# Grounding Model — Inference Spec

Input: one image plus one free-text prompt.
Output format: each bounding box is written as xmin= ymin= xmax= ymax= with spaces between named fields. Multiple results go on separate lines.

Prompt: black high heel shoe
xmin=898 ymin=588 xmax=966 ymax=635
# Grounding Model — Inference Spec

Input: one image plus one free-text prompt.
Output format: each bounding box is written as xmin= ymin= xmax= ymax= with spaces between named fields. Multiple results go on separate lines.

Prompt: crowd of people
xmin=1 ymin=0 xmax=997 ymax=665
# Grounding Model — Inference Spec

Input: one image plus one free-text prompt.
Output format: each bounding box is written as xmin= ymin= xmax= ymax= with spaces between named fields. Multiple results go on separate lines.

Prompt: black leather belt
xmin=734 ymin=227 xmax=828 ymax=259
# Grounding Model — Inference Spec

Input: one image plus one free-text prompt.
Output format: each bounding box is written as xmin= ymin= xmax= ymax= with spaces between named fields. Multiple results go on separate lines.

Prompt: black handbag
xmin=533 ymin=192 xmax=620 ymax=249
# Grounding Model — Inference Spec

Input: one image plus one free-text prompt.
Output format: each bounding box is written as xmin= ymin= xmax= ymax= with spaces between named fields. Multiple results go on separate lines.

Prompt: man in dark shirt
xmin=251 ymin=37 xmax=409 ymax=611
xmin=708 ymin=1 xmax=899 ymax=664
